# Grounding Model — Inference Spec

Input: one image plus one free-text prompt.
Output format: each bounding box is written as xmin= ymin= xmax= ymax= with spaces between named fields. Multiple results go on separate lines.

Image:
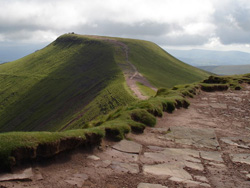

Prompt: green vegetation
xmin=136 ymin=82 xmax=156 ymax=97
xmin=0 ymin=74 xmax=249 ymax=171
xmin=0 ymin=127 xmax=104 ymax=171
xmin=0 ymin=34 xmax=210 ymax=132
xmin=0 ymin=34 xmax=135 ymax=132
xmin=201 ymin=74 xmax=250 ymax=91
xmin=119 ymin=39 xmax=210 ymax=88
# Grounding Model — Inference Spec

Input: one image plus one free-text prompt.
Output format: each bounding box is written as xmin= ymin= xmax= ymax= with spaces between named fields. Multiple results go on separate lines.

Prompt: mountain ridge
xmin=0 ymin=34 xmax=209 ymax=132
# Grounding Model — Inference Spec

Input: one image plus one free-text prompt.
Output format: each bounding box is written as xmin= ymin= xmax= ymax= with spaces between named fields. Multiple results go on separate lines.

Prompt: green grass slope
xmin=118 ymin=39 xmax=210 ymax=88
xmin=0 ymin=34 xmax=209 ymax=132
xmin=0 ymin=34 xmax=135 ymax=132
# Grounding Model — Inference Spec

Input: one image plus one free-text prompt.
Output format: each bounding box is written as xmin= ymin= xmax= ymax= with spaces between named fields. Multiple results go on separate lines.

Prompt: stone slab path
xmin=0 ymin=85 xmax=250 ymax=188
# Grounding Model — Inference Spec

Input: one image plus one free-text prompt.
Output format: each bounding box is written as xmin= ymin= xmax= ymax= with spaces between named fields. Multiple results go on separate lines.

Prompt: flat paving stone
xmin=221 ymin=137 xmax=250 ymax=149
xmin=65 ymin=173 xmax=88 ymax=188
xmin=110 ymin=161 xmax=139 ymax=174
xmin=142 ymin=148 xmax=203 ymax=172
xmin=0 ymin=168 xmax=33 ymax=182
xmin=100 ymin=148 xmax=139 ymax=162
xmin=164 ymin=126 xmax=220 ymax=149
xmin=200 ymin=151 xmax=224 ymax=163
xmin=143 ymin=163 xmax=192 ymax=180
xmin=194 ymin=176 xmax=209 ymax=183
xmin=137 ymin=183 xmax=168 ymax=188
xmin=230 ymin=153 xmax=250 ymax=165
xmin=112 ymin=140 xmax=142 ymax=154
xmin=210 ymin=103 xmax=227 ymax=109
xmin=169 ymin=177 xmax=211 ymax=187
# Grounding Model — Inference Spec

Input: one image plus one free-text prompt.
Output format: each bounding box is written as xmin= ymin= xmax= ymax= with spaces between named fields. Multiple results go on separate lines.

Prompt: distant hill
xmin=167 ymin=49 xmax=250 ymax=66
xmin=0 ymin=34 xmax=209 ymax=132
xmin=0 ymin=43 xmax=48 ymax=63
xmin=198 ymin=64 xmax=250 ymax=75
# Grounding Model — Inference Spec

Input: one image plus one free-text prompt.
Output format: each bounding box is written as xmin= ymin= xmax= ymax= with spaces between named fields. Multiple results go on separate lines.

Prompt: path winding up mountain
xmin=89 ymin=36 xmax=157 ymax=100
xmin=1 ymin=85 xmax=250 ymax=188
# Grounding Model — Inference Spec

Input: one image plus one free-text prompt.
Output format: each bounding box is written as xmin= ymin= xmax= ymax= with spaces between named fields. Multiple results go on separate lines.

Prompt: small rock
xmin=241 ymin=171 xmax=248 ymax=174
xmin=0 ymin=168 xmax=33 ymax=182
xmin=137 ymin=183 xmax=168 ymax=188
xmin=65 ymin=173 xmax=88 ymax=188
xmin=200 ymin=151 xmax=224 ymax=163
xmin=112 ymin=140 xmax=142 ymax=154
xmin=246 ymin=174 xmax=250 ymax=181
xmin=87 ymin=155 xmax=100 ymax=161
xmin=194 ymin=176 xmax=209 ymax=183
xmin=111 ymin=161 xmax=139 ymax=174
xmin=143 ymin=164 xmax=192 ymax=180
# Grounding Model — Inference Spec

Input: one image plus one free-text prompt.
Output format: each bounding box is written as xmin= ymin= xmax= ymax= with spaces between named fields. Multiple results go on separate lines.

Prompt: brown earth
xmin=0 ymin=85 xmax=250 ymax=188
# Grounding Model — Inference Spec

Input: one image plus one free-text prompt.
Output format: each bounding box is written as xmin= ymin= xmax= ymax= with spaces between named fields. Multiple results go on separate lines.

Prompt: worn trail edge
xmin=90 ymin=36 xmax=157 ymax=100
xmin=1 ymin=84 xmax=250 ymax=188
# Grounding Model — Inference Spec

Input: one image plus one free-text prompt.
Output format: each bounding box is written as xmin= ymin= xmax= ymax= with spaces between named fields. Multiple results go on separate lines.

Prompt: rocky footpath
xmin=0 ymin=85 xmax=250 ymax=188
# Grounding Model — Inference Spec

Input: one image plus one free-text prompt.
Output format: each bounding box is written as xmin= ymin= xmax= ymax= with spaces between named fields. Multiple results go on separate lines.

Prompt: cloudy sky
xmin=1 ymin=0 xmax=250 ymax=61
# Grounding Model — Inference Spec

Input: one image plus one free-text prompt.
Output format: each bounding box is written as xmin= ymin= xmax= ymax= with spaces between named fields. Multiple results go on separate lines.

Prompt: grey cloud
xmin=73 ymin=21 xmax=209 ymax=46
xmin=74 ymin=21 xmax=182 ymax=37
xmin=213 ymin=1 xmax=250 ymax=44
xmin=145 ymin=34 xmax=209 ymax=46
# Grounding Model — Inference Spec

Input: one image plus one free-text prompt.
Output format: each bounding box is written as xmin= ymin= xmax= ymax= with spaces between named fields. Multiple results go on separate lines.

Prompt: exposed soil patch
xmin=1 ymin=85 xmax=250 ymax=188
xmin=87 ymin=35 xmax=157 ymax=100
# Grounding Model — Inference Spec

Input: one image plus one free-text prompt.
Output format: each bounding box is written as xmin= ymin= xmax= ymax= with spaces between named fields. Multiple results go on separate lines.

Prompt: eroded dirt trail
xmin=1 ymin=86 xmax=250 ymax=188
xmin=88 ymin=36 xmax=157 ymax=100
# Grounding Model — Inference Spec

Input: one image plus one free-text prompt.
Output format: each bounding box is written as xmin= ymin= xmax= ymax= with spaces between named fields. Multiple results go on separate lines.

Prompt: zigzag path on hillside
xmin=88 ymin=36 xmax=157 ymax=100
xmin=1 ymin=85 xmax=250 ymax=187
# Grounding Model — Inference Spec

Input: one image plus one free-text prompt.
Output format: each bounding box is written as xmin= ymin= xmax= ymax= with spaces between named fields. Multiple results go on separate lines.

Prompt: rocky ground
xmin=0 ymin=85 xmax=250 ymax=188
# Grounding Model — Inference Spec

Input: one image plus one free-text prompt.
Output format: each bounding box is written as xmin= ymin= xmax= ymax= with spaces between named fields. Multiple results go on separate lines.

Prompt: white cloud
xmin=0 ymin=0 xmax=249 ymax=52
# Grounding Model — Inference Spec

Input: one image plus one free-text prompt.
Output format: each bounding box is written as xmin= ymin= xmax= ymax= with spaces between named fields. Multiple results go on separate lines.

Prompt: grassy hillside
xmin=0 ymin=34 xmax=209 ymax=132
xmin=0 ymin=35 xmax=135 ymax=132
xmin=120 ymin=39 xmax=210 ymax=88
xmin=1 ymin=74 xmax=249 ymax=170
xmin=198 ymin=64 xmax=250 ymax=75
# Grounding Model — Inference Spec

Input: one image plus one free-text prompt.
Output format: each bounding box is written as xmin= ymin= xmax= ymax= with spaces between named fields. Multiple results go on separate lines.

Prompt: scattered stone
xmin=111 ymin=161 xmax=139 ymax=174
xmin=101 ymin=148 xmax=139 ymax=162
xmin=208 ymin=162 xmax=226 ymax=168
xmin=221 ymin=138 xmax=239 ymax=146
xmin=200 ymin=151 xmax=224 ymax=163
xmin=143 ymin=164 xmax=192 ymax=180
xmin=147 ymin=145 xmax=165 ymax=151
xmin=0 ymin=168 xmax=33 ymax=182
xmin=210 ymin=103 xmax=227 ymax=109
xmin=33 ymin=170 xmax=43 ymax=181
xmin=194 ymin=176 xmax=209 ymax=183
xmin=241 ymin=171 xmax=248 ymax=174
xmin=246 ymin=174 xmax=250 ymax=180
xmin=230 ymin=153 xmax=250 ymax=165
xmin=169 ymin=177 xmax=211 ymax=187
xmin=185 ymin=161 xmax=204 ymax=171
xmin=65 ymin=173 xmax=88 ymax=188
xmin=142 ymin=148 xmax=201 ymax=168
xmin=200 ymin=183 xmax=211 ymax=187
xmin=137 ymin=183 xmax=168 ymax=188
xmin=221 ymin=137 xmax=250 ymax=149
xmin=164 ymin=126 xmax=220 ymax=149
xmin=87 ymin=155 xmax=100 ymax=161
xmin=112 ymin=140 xmax=142 ymax=154
xmin=102 ymin=160 xmax=112 ymax=167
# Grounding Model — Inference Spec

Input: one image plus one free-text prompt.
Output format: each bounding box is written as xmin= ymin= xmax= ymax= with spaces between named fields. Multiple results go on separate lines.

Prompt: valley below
xmin=0 ymin=84 xmax=249 ymax=188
